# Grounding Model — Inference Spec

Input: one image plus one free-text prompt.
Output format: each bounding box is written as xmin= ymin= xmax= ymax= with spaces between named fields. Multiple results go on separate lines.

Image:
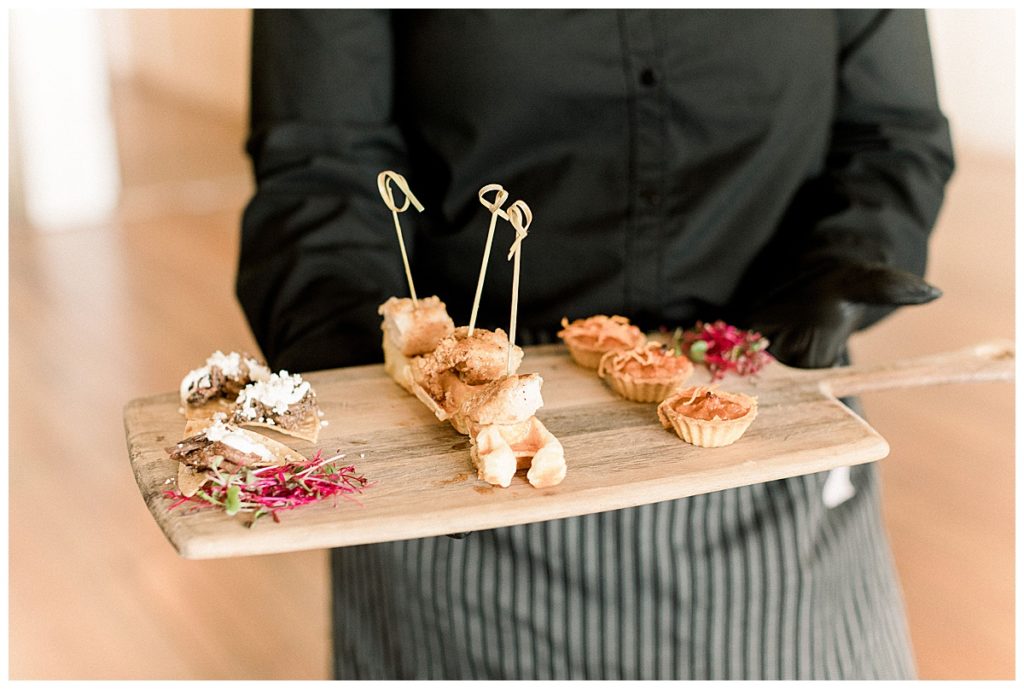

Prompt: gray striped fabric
xmin=330 ymin=463 xmax=915 ymax=679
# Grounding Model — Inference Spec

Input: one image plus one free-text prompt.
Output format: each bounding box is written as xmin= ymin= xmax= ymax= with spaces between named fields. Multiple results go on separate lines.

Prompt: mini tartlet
xmin=558 ymin=315 xmax=646 ymax=369
xmin=657 ymin=385 xmax=757 ymax=448
xmin=598 ymin=343 xmax=694 ymax=402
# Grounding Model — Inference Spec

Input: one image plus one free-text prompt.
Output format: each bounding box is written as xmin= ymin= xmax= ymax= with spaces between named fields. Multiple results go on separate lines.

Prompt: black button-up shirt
xmin=239 ymin=9 xmax=953 ymax=372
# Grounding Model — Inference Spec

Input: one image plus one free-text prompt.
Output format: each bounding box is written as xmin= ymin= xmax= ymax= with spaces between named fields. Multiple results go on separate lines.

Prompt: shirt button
xmin=639 ymin=68 xmax=657 ymax=87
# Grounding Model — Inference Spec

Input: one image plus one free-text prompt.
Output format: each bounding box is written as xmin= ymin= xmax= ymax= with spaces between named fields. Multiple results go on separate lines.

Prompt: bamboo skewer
xmin=377 ymin=171 xmax=425 ymax=307
xmin=505 ymin=200 xmax=532 ymax=375
xmin=468 ymin=184 xmax=510 ymax=336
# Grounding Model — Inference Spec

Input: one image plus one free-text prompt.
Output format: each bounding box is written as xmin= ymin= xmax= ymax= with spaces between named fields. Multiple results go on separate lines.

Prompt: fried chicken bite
xmin=378 ymin=296 xmax=456 ymax=356
xmin=380 ymin=304 xmax=565 ymax=489
xmin=430 ymin=326 xmax=525 ymax=384
xmin=411 ymin=326 xmax=526 ymax=416
xmin=378 ymin=296 xmax=455 ymax=391
xmin=457 ymin=374 xmax=566 ymax=489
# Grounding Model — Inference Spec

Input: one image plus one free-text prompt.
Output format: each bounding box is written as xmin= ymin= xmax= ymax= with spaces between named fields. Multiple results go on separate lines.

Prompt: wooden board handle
xmin=816 ymin=339 xmax=1015 ymax=398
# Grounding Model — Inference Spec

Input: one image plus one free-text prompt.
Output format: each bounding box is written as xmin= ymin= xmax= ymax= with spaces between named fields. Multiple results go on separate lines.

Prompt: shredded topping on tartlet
xmin=599 ymin=342 xmax=694 ymax=380
xmin=558 ymin=315 xmax=645 ymax=351
xmin=670 ymin=386 xmax=751 ymax=421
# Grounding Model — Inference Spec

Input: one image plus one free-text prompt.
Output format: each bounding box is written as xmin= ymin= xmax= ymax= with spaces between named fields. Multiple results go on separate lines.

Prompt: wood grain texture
xmin=124 ymin=341 xmax=1012 ymax=559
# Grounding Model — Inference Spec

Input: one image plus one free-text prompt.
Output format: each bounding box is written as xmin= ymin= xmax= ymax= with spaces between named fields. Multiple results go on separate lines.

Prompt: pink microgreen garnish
xmin=163 ymin=450 xmax=370 ymax=527
xmin=676 ymin=320 xmax=772 ymax=380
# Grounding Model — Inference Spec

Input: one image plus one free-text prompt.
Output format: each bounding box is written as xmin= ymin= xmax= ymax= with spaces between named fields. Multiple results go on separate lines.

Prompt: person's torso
xmin=391 ymin=9 xmax=838 ymax=334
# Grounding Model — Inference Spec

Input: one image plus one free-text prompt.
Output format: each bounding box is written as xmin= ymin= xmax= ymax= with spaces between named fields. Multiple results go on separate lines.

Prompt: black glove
xmin=743 ymin=259 xmax=941 ymax=369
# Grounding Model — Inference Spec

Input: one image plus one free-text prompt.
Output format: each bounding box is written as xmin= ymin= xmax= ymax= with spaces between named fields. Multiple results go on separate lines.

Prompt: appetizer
xmin=379 ymin=295 xmax=455 ymax=392
xmin=558 ymin=315 xmax=647 ymax=369
xmin=164 ymin=418 xmax=369 ymax=526
xmin=179 ymin=352 xmax=324 ymax=443
xmin=598 ymin=342 xmax=695 ymax=402
xmin=167 ymin=417 xmax=303 ymax=497
xmin=380 ymin=309 xmax=566 ymax=488
xmin=459 ymin=374 xmax=566 ymax=489
xmin=657 ymin=385 xmax=758 ymax=448
xmin=232 ymin=371 xmax=323 ymax=443
xmin=413 ymin=330 xmax=563 ymax=488
xmin=375 ymin=177 xmax=564 ymax=489
xmin=180 ymin=350 xmax=271 ymax=419
xmin=412 ymin=326 xmax=525 ymax=423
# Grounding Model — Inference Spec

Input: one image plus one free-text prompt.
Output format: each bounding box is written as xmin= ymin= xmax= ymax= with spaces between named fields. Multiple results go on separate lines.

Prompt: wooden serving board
xmin=124 ymin=340 xmax=1014 ymax=559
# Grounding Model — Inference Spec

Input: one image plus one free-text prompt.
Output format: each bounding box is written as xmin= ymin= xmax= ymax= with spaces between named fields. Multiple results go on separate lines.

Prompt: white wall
xmin=927 ymin=9 xmax=1015 ymax=158
xmin=9 ymin=9 xmax=120 ymax=232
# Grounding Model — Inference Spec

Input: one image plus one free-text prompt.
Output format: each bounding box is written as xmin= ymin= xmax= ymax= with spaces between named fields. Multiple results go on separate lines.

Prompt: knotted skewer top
xmin=505 ymin=200 xmax=532 ymax=260
xmin=377 ymin=170 xmax=424 ymax=213
xmin=478 ymin=183 xmax=510 ymax=218
xmin=377 ymin=170 xmax=424 ymax=306
xmin=468 ymin=183 xmax=511 ymax=336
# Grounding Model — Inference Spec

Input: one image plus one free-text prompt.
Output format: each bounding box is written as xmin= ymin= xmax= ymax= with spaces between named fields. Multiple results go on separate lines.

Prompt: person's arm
xmin=733 ymin=9 xmax=954 ymax=367
xmin=238 ymin=9 xmax=410 ymax=372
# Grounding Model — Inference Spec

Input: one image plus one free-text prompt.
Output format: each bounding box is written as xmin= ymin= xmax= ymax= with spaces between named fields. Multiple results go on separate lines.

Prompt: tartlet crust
xmin=657 ymin=386 xmax=758 ymax=448
xmin=558 ymin=315 xmax=647 ymax=369
xmin=598 ymin=343 xmax=694 ymax=402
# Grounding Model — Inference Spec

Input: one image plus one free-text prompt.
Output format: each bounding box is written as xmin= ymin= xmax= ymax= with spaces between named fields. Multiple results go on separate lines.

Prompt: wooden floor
xmin=850 ymin=150 xmax=1015 ymax=679
xmin=8 ymin=85 xmax=1014 ymax=680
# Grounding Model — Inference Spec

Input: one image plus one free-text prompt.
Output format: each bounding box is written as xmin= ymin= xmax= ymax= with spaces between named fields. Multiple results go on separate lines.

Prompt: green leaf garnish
xmin=224 ymin=485 xmax=241 ymax=516
xmin=672 ymin=327 xmax=684 ymax=356
xmin=688 ymin=339 xmax=708 ymax=363
xmin=195 ymin=490 xmax=221 ymax=507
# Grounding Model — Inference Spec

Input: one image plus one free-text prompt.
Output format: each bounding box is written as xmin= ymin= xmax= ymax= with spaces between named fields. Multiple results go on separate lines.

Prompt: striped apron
xmin=329 ymin=327 xmax=913 ymax=679
xmin=330 ymin=459 xmax=915 ymax=679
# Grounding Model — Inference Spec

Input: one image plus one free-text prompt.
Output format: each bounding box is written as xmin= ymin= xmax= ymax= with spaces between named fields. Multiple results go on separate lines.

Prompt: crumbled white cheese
xmin=181 ymin=351 xmax=271 ymax=404
xmin=203 ymin=419 xmax=274 ymax=461
xmin=207 ymin=350 xmax=243 ymax=377
xmin=234 ymin=371 xmax=311 ymax=420
xmin=180 ymin=366 xmax=213 ymax=403
xmin=246 ymin=358 xmax=272 ymax=382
